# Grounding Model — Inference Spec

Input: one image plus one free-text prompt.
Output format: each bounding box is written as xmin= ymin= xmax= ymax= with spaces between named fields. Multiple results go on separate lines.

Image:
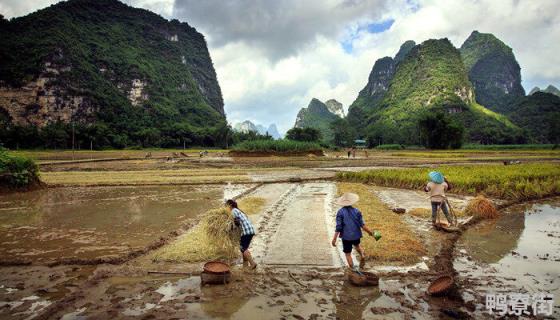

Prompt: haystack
xmin=464 ymin=195 xmax=499 ymax=219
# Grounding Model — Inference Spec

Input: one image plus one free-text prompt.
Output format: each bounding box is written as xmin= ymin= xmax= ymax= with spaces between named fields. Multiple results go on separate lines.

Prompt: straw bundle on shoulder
xmin=203 ymin=208 xmax=241 ymax=254
xmin=152 ymin=207 xmax=241 ymax=262
xmin=464 ymin=195 xmax=499 ymax=219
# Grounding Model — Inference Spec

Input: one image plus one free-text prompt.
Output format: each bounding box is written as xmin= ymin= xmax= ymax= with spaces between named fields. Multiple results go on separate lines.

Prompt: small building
xmin=354 ymin=139 xmax=367 ymax=149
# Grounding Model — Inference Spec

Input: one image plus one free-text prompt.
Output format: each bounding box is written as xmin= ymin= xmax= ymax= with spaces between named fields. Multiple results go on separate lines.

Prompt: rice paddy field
xmin=337 ymin=163 xmax=560 ymax=200
xmin=1 ymin=147 xmax=560 ymax=319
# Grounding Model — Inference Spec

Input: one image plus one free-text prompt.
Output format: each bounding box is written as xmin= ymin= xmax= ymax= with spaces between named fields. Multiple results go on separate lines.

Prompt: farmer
xmin=424 ymin=171 xmax=452 ymax=226
xmin=331 ymin=192 xmax=374 ymax=271
xmin=225 ymin=199 xmax=257 ymax=269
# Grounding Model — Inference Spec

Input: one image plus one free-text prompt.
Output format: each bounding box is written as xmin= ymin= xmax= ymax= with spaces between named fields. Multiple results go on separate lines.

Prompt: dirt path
xmin=251 ymin=182 xmax=342 ymax=267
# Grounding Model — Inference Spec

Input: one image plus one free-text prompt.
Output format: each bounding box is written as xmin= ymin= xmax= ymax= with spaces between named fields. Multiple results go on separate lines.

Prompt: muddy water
xmin=455 ymin=198 xmax=560 ymax=317
xmin=0 ymin=185 xmax=249 ymax=263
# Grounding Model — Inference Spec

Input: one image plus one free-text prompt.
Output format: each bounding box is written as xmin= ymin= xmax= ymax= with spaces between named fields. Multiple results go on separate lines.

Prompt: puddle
xmin=456 ymin=198 xmax=560 ymax=317
xmin=0 ymin=185 xmax=250 ymax=263
xmin=52 ymin=270 xmax=396 ymax=320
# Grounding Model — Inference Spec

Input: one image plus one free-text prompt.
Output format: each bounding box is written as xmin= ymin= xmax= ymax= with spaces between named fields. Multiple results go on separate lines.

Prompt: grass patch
xmin=337 ymin=163 xmax=560 ymax=200
xmin=337 ymin=183 xmax=426 ymax=265
xmin=152 ymin=208 xmax=240 ymax=263
xmin=390 ymin=152 xmax=466 ymax=158
xmin=232 ymin=140 xmax=322 ymax=153
xmin=461 ymin=144 xmax=557 ymax=150
xmin=0 ymin=149 xmax=41 ymax=188
xmin=41 ymin=169 xmax=251 ymax=186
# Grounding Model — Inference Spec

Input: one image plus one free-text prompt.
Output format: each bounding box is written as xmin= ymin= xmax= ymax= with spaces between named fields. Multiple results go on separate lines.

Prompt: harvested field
xmin=336 ymin=183 xmax=427 ymax=265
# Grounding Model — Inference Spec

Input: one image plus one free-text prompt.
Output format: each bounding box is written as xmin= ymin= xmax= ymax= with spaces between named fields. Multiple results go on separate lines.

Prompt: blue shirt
xmin=335 ymin=206 xmax=364 ymax=241
xmin=232 ymin=208 xmax=255 ymax=236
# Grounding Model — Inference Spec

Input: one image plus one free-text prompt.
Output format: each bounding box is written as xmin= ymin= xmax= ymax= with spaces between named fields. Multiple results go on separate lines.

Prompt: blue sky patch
xmin=341 ymin=18 xmax=395 ymax=53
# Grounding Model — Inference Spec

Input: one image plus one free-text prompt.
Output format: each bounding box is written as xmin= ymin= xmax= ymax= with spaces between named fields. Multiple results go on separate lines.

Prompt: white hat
xmin=335 ymin=192 xmax=359 ymax=206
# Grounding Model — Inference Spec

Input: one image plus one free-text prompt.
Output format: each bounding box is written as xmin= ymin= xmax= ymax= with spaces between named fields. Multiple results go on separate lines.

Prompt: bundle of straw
xmin=464 ymin=195 xmax=499 ymax=219
xmin=152 ymin=208 xmax=241 ymax=262
xmin=203 ymin=208 xmax=241 ymax=256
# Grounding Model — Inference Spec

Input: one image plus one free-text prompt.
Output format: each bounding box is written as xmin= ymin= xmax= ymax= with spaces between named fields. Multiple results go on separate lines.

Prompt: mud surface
xmin=0 ymin=185 xmax=251 ymax=264
xmin=455 ymin=198 xmax=560 ymax=318
xmin=1 ymin=182 xmax=559 ymax=319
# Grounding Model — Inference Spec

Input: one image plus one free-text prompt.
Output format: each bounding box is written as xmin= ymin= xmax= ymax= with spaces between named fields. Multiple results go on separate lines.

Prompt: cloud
xmin=3 ymin=0 xmax=559 ymax=134
xmin=173 ymin=0 xmax=560 ymax=133
xmin=0 ymin=0 xmax=59 ymax=18
xmin=173 ymin=0 xmax=392 ymax=60
xmin=0 ymin=0 xmax=173 ymax=19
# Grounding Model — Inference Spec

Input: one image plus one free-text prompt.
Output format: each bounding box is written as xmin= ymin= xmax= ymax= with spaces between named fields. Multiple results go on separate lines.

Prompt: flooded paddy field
xmin=0 ymin=184 xmax=252 ymax=264
xmin=1 ymin=154 xmax=559 ymax=319
xmin=455 ymin=198 xmax=560 ymax=318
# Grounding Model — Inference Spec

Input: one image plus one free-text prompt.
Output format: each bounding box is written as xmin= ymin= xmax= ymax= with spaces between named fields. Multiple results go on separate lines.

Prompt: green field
xmin=337 ymin=163 xmax=560 ymax=200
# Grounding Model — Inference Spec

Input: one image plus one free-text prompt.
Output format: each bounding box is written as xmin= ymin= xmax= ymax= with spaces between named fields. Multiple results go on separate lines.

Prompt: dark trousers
xmin=431 ymin=201 xmax=451 ymax=223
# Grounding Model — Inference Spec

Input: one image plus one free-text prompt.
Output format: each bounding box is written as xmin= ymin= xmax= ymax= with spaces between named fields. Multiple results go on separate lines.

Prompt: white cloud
xmin=185 ymin=0 xmax=560 ymax=133
xmin=0 ymin=0 xmax=173 ymax=19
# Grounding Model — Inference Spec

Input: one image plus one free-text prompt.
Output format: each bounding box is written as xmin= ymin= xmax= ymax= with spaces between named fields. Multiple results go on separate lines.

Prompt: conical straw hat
xmin=335 ymin=192 xmax=359 ymax=206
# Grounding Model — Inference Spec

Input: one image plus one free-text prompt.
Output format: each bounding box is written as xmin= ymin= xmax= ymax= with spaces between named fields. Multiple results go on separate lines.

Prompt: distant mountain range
xmin=294 ymin=98 xmax=343 ymax=141
xmin=291 ymin=30 xmax=558 ymax=145
xmin=529 ymin=85 xmax=560 ymax=97
xmin=233 ymin=121 xmax=282 ymax=139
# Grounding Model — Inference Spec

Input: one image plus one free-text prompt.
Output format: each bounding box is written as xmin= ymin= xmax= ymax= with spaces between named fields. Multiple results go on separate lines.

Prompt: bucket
xmin=348 ymin=271 xmax=379 ymax=287
xmin=203 ymin=261 xmax=230 ymax=274
xmin=427 ymin=275 xmax=454 ymax=296
xmin=201 ymin=271 xmax=231 ymax=285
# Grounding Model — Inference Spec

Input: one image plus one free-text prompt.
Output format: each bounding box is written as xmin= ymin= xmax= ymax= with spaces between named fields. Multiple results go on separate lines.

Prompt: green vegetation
xmin=374 ymin=144 xmax=405 ymax=150
xmin=0 ymin=0 xmax=227 ymax=149
xmin=460 ymin=31 xmax=525 ymax=113
xmin=461 ymin=144 xmax=557 ymax=150
xmin=337 ymin=163 xmax=560 ymax=200
xmin=418 ymin=111 xmax=464 ymax=149
xmin=353 ymin=39 xmax=523 ymax=146
xmin=285 ymin=127 xmax=322 ymax=142
xmin=330 ymin=118 xmax=356 ymax=147
xmin=231 ymin=139 xmax=322 ymax=153
xmin=506 ymin=92 xmax=560 ymax=144
xmin=294 ymin=98 xmax=340 ymax=142
xmin=0 ymin=148 xmax=40 ymax=188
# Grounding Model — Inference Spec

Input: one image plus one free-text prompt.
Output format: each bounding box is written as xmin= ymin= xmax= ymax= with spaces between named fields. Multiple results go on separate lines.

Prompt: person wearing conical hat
xmin=331 ymin=192 xmax=374 ymax=271
xmin=425 ymin=171 xmax=452 ymax=226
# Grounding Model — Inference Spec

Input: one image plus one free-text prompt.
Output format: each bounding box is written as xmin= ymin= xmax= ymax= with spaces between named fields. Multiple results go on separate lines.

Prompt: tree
xmin=330 ymin=119 xmax=355 ymax=147
xmin=285 ymin=127 xmax=322 ymax=142
xmin=418 ymin=111 xmax=464 ymax=149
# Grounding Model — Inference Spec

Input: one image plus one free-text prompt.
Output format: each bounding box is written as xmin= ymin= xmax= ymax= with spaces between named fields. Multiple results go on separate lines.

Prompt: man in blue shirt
xmin=331 ymin=192 xmax=374 ymax=271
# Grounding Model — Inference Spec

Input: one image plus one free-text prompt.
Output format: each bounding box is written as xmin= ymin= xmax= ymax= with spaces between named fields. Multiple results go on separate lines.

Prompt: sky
xmin=2 ymin=0 xmax=560 ymax=134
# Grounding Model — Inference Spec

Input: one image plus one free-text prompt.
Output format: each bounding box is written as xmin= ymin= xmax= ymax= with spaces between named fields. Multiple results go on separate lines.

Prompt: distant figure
xmin=364 ymin=150 xmax=369 ymax=158
xmin=199 ymin=151 xmax=204 ymax=158
xmin=145 ymin=152 xmax=152 ymax=159
xmin=225 ymin=199 xmax=257 ymax=269
xmin=331 ymin=193 xmax=374 ymax=271
xmin=424 ymin=171 xmax=452 ymax=226
xmin=352 ymin=148 xmax=356 ymax=158
xmin=347 ymin=149 xmax=351 ymax=158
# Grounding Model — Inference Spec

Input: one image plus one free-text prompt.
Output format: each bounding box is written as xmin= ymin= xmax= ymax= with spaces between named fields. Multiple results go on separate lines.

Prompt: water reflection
xmin=334 ymin=280 xmax=381 ymax=319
